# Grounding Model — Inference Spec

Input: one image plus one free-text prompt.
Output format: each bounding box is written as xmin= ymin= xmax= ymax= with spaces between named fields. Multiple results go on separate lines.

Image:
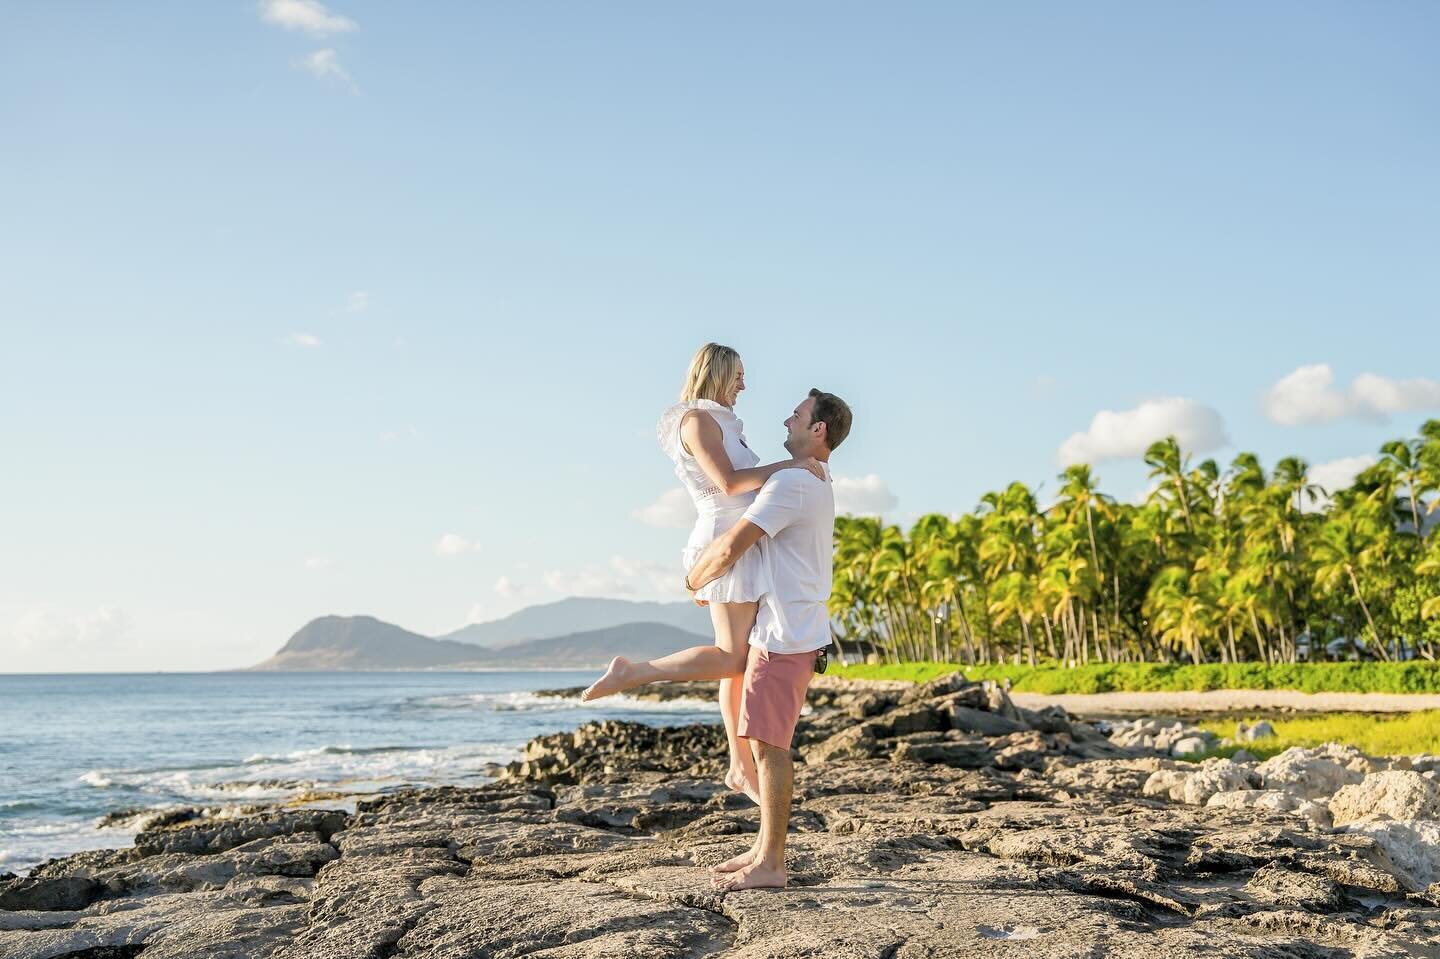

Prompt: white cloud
xmin=543 ymin=555 xmax=679 ymax=601
xmin=342 ymin=290 xmax=369 ymax=313
xmin=301 ymin=49 xmax=353 ymax=87
xmin=381 ymin=425 xmax=420 ymax=442
xmin=1058 ymin=397 xmax=1228 ymax=465
xmin=494 ymin=576 xmax=522 ymax=597
xmin=465 ymin=603 xmax=487 ymax=625
xmin=1264 ymin=364 xmax=1440 ymax=426
xmin=9 ymin=605 xmax=132 ymax=652
xmin=303 ymin=556 xmax=331 ymax=570
xmin=1305 ymin=454 xmax=1380 ymax=513
xmin=434 ymin=534 xmax=479 ymax=557
xmin=259 ymin=0 xmax=357 ymax=35
xmin=832 ymin=474 xmax=899 ymax=516
xmin=631 ymin=489 xmax=697 ymax=529
xmin=283 ymin=332 xmax=322 ymax=347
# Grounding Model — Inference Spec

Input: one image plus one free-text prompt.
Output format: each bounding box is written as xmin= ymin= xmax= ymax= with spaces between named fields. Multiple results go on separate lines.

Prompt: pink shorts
xmin=736 ymin=647 xmax=817 ymax=750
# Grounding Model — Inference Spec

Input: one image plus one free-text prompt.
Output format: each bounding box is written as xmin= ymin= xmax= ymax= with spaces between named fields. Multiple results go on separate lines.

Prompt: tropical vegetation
xmin=831 ymin=661 xmax=1440 ymax=694
xmin=829 ymin=421 xmax=1440 ymax=666
xmin=1192 ymin=710 xmax=1440 ymax=760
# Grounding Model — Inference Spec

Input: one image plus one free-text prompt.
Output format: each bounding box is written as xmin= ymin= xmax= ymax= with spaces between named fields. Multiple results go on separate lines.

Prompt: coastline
xmin=4 ymin=673 xmax=1440 ymax=957
xmin=0 ymin=672 xmax=721 ymax=878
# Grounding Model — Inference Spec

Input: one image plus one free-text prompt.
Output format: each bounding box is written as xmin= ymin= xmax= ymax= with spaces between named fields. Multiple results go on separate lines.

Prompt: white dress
xmin=658 ymin=399 xmax=772 ymax=604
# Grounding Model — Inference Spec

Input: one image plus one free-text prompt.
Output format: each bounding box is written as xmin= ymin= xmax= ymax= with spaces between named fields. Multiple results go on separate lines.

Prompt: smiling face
xmin=782 ymin=395 xmax=820 ymax=457
xmin=721 ymin=361 xmax=746 ymax=407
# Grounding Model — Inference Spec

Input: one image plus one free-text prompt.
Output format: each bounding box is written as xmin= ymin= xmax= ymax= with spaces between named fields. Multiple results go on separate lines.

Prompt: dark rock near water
xmin=4 ymin=671 xmax=1440 ymax=957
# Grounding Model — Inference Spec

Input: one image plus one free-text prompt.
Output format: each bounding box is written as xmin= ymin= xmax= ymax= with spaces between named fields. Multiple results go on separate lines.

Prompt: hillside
xmin=250 ymin=615 xmax=711 ymax=671
xmin=437 ymin=597 xmax=711 ymax=648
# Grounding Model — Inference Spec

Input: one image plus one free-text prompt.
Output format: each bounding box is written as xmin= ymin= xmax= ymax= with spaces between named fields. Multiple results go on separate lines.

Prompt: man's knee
xmin=753 ymin=740 xmax=792 ymax=771
xmin=726 ymin=646 xmax=750 ymax=676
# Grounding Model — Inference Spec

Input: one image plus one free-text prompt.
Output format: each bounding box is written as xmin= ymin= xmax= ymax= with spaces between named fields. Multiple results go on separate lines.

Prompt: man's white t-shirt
xmin=741 ymin=464 xmax=835 ymax=655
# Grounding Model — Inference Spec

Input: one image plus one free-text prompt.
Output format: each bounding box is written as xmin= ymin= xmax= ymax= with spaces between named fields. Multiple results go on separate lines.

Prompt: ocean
xmin=0 ymin=671 xmax=720 ymax=875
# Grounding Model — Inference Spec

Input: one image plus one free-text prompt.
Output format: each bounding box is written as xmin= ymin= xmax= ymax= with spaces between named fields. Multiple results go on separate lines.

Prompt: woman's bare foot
xmin=723 ymin=765 xmax=761 ymax=805
xmin=711 ymin=862 xmax=787 ymax=891
xmin=709 ymin=845 xmax=759 ymax=874
xmin=580 ymin=656 xmax=633 ymax=702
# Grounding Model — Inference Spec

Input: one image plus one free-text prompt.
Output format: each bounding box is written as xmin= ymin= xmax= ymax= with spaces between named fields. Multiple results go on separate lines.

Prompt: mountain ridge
xmin=250 ymin=602 xmax=714 ymax=671
xmin=437 ymin=597 xmax=712 ymax=648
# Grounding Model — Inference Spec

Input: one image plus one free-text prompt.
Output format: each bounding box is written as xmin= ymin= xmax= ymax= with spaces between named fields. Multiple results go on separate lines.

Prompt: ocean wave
xmin=0 ymin=818 xmax=137 ymax=875
xmin=71 ymin=742 xmax=514 ymax=810
xmin=241 ymin=744 xmax=413 ymax=765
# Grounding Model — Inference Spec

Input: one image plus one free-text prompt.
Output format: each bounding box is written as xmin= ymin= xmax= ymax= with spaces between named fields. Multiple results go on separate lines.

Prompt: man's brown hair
xmin=808 ymin=388 xmax=852 ymax=451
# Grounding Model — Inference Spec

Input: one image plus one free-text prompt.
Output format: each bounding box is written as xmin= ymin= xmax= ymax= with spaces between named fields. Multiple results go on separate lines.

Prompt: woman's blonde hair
xmin=680 ymin=343 xmax=742 ymax=404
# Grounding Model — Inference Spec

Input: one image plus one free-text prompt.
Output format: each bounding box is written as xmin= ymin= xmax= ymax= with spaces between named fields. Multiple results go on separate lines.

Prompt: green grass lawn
xmin=830 ymin=661 xmax=1440 ymax=694
xmin=1193 ymin=711 xmax=1440 ymax=760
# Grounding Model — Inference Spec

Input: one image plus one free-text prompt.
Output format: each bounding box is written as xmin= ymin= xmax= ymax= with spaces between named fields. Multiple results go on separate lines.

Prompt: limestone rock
xmin=1246 ymin=862 xmax=1344 ymax=912
xmin=0 ymin=876 xmax=103 ymax=912
xmin=1255 ymin=744 xmax=1374 ymax=800
xmin=1330 ymin=770 xmax=1440 ymax=825
xmin=1237 ymin=720 xmax=1277 ymax=741
xmin=1143 ymin=758 xmax=1255 ymax=805
xmin=1171 ymin=736 xmax=1209 ymax=758
xmin=1205 ymin=789 xmax=1299 ymax=813
xmin=6 ymin=678 xmax=1440 ymax=959
xmin=1345 ymin=820 xmax=1440 ymax=891
xmin=947 ymin=704 xmax=1028 ymax=736
xmin=135 ymin=809 xmax=346 ymax=857
xmin=1179 ymin=758 xmax=1256 ymax=806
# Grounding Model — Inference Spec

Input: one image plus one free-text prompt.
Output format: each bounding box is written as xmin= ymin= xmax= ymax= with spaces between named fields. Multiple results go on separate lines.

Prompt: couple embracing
xmin=582 ymin=342 xmax=852 ymax=892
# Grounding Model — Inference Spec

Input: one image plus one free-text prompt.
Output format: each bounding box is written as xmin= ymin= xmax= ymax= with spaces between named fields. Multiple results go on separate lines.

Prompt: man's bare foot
xmin=711 ymin=862 xmax=787 ymax=891
xmin=708 ymin=846 xmax=759 ymax=874
xmin=580 ymin=656 xmax=633 ymax=702
xmin=723 ymin=765 xmax=761 ymax=805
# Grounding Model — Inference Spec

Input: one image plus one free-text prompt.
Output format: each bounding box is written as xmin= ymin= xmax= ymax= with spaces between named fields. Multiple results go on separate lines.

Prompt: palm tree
xmin=1311 ymin=499 xmax=1390 ymax=659
xmin=1145 ymin=566 xmax=1217 ymax=663
xmin=1145 ymin=437 xmax=1194 ymax=533
xmin=1379 ymin=438 xmax=1427 ymax=536
xmin=825 ymin=425 xmax=1439 ymax=666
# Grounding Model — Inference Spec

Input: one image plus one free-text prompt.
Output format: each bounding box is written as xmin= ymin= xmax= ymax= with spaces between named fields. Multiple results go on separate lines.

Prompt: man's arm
xmin=686 ymin=520 xmax=767 ymax=595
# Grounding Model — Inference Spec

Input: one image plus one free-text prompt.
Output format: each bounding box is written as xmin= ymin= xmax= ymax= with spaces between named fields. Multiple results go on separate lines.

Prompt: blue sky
xmin=2 ymin=2 xmax=1437 ymax=671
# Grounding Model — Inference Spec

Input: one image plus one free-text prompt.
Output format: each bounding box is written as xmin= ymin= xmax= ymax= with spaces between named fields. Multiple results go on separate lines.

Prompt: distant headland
xmin=248 ymin=597 xmax=713 ymax=671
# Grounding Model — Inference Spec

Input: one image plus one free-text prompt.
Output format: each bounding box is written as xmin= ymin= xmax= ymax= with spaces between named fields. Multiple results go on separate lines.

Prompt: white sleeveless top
xmin=657 ymin=399 xmax=762 ymax=514
xmin=657 ymin=399 xmax=772 ymax=604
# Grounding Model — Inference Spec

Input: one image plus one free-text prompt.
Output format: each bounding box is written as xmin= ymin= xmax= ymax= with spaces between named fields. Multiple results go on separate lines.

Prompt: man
xmin=684 ymin=387 xmax=852 ymax=892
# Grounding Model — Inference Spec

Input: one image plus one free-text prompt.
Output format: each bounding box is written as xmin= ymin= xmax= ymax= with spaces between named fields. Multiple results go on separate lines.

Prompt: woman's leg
xmin=580 ymin=602 xmax=760 ymax=802
xmin=709 ymin=604 xmax=761 ymax=804
xmin=580 ymin=602 xmax=754 ymax=699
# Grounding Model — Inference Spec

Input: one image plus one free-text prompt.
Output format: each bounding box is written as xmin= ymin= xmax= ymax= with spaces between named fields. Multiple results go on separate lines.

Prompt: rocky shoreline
xmin=3 ymin=674 xmax=1440 ymax=957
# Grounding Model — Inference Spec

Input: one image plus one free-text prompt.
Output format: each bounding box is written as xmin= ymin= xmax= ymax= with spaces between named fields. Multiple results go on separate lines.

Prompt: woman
xmin=581 ymin=343 xmax=822 ymax=802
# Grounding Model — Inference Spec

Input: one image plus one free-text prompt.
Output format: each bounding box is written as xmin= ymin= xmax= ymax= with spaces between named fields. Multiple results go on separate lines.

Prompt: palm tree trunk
xmin=1174 ymin=477 xmax=1194 ymax=532
xmin=1346 ymin=565 xmax=1387 ymax=660
xmin=1248 ymin=608 xmax=1269 ymax=664
xmin=1041 ymin=613 xmax=1058 ymax=659
xmin=954 ymin=601 xmax=976 ymax=665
